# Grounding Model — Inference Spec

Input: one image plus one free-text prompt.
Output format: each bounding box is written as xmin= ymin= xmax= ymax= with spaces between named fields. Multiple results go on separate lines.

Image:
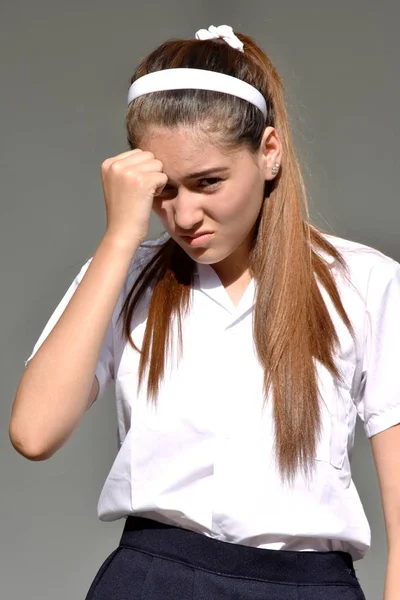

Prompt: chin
xmin=184 ymin=247 xmax=233 ymax=266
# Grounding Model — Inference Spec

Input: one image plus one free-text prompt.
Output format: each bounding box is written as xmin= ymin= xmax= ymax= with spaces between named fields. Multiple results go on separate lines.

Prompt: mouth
xmin=179 ymin=232 xmax=214 ymax=247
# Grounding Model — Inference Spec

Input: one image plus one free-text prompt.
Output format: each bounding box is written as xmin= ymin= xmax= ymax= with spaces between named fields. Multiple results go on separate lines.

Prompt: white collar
xmin=195 ymin=262 xmax=256 ymax=322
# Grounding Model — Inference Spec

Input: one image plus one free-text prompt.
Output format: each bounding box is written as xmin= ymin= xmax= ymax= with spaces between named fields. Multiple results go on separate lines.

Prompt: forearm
xmin=9 ymin=234 xmax=139 ymax=459
xmin=384 ymin=543 xmax=400 ymax=600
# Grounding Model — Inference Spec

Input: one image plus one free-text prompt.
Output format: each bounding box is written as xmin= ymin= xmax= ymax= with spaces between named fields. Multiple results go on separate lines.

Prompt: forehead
xmin=139 ymin=126 xmax=240 ymax=170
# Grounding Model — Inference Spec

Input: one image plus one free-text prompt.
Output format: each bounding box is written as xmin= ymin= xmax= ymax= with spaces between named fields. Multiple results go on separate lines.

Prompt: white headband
xmin=127 ymin=25 xmax=267 ymax=119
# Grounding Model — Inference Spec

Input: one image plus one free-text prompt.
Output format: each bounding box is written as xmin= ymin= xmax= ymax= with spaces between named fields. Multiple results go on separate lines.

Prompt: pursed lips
xmin=180 ymin=231 xmax=214 ymax=239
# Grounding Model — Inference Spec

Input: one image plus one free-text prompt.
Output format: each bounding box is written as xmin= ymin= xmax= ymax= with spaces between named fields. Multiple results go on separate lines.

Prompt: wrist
xmin=102 ymin=231 xmax=142 ymax=255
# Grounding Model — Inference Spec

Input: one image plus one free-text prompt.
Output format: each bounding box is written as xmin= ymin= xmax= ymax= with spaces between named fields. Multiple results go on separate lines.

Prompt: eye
xmin=198 ymin=177 xmax=222 ymax=187
xmin=159 ymin=178 xmax=223 ymax=195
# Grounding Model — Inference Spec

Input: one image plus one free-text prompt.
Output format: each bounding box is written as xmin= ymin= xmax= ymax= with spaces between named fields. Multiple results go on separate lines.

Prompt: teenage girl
xmin=10 ymin=24 xmax=400 ymax=600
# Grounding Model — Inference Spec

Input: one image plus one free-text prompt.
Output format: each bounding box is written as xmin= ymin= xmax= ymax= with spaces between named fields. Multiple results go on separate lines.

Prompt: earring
xmin=271 ymin=162 xmax=280 ymax=176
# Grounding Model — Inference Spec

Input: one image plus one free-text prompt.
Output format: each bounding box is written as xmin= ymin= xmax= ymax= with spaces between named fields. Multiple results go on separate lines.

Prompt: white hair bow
xmin=195 ymin=25 xmax=244 ymax=52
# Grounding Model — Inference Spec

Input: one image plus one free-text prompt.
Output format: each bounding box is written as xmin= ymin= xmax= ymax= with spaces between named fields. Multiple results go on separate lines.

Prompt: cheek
xmin=219 ymin=176 xmax=263 ymax=218
xmin=214 ymin=193 xmax=262 ymax=227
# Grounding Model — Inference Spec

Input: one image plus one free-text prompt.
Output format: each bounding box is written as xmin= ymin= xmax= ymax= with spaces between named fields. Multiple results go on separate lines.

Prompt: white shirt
xmin=25 ymin=231 xmax=400 ymax=561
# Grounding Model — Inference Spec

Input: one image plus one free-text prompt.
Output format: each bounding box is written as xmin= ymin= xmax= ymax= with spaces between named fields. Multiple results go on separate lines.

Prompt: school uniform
xmin=25 ymin=231 xmax=400 ymax=599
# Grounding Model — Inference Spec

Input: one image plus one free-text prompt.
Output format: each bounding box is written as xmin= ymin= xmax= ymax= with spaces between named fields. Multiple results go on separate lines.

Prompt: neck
xmin=211 ymin=239 xmax=251 ymax=288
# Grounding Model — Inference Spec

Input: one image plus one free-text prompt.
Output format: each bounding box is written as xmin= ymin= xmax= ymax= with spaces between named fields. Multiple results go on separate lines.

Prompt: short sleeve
xmin=24 ymin=257 xmax=114 ymax=403
xmin=355 ymin=258 xmax=400 ymax=438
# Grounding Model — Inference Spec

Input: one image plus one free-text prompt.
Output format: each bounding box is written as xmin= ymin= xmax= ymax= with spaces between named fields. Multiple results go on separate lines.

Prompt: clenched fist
xmin=101 ymin=148 xmax=168 ymax=250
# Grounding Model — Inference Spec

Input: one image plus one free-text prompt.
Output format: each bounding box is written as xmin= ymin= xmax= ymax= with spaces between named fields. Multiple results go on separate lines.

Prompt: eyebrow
xmin=184 ymin=167 xmax=230 ymax=179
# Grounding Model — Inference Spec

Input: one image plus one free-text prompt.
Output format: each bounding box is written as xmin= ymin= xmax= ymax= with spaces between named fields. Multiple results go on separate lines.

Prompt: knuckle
xmin=101 ymin=158 xmax=111 ymax=171
xmin=109 ymin=161 xmax=123 ymax=173
xmin=127 ymin=170 xmax=141 ymax=184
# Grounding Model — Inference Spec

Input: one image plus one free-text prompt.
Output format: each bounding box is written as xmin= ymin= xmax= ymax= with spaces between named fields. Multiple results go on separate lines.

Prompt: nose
xmin=172 ymin=191 xmax=204 ymax=231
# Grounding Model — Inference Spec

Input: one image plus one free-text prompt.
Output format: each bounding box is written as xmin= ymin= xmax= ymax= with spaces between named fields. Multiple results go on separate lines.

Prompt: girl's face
xmin=140 ymin=126 xmax=281 ymax=279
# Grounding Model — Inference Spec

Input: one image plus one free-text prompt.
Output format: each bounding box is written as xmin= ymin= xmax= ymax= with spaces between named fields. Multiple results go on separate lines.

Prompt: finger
xmin=110 ymin=151 xmax=157 ymax=168
xmin=132 ymin=159 xmax=164 ymax=173
xmin=103 ymin=148 xmax=143 ymax=164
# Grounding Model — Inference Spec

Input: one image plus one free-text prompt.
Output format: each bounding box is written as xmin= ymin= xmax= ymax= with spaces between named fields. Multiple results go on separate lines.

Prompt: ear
xmin=259 ymin=126 xmax=283 ymax=181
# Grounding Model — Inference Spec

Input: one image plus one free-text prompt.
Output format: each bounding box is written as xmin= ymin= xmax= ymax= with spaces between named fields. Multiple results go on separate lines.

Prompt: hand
xmin=101 ymin=148 xmax=168 ymax=250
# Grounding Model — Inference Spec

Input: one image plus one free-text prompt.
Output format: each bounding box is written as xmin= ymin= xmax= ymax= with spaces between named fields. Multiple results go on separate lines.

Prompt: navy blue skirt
xmin=85 ymin=516 xmax=367 ymax=599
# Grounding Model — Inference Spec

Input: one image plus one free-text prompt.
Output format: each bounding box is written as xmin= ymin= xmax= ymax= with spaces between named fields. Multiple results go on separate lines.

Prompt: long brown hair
xmin=117 ymin=31 xmax=356 ymax=484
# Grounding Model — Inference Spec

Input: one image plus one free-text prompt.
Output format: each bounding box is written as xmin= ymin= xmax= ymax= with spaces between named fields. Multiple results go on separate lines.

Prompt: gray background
xmin=2 ymin=1 xmax=398 ymax=598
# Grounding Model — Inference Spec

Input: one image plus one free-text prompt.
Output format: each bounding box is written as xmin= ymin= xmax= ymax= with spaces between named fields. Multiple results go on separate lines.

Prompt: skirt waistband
xmin=119 ymin=516 xmax=358 ymax=586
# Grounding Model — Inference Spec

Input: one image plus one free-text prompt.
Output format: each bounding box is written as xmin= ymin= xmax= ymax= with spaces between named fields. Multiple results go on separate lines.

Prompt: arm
xmin=370 ymin=424 xmax=400 ymax=600
xmin=9 ymin=234 xmax=139 ymax=461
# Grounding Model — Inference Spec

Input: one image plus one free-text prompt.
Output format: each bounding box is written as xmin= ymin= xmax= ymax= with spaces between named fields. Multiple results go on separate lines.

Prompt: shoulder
xmin=126 ymin=231 xmax=170 ymax=278
xmin=316 ymin=230 xmax=400 ymax=285
xmin=73 ymin=232 xmax=170 ymax=325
